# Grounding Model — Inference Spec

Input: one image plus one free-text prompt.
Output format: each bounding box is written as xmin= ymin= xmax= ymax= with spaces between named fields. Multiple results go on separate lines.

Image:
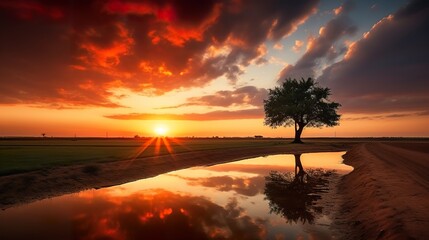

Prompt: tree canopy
xmin=264 ymin=78 xmax=340 ymax=143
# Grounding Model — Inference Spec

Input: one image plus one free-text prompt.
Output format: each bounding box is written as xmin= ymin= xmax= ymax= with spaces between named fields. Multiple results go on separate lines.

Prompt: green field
xmin=2 ymin=137 xmax=420 ymax=176
xmin=0 ymin=137 xmax=288 ymax=176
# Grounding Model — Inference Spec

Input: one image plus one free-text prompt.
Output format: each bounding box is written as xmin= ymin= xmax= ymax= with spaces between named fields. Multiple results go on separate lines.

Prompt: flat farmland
xmin=0 ymin=137 xmax=289 ymax=175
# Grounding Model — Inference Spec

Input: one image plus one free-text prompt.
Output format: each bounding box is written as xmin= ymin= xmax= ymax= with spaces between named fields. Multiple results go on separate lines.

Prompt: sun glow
xmin=154 ymin=124 xmax=169 ymax=136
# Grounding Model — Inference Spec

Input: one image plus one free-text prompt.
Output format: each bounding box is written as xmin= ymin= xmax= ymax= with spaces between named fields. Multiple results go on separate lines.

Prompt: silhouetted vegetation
xmin=264 ymin=78 xmax=341 ymax=143
xmin=264 ymin=154 xmax=334 ymax=224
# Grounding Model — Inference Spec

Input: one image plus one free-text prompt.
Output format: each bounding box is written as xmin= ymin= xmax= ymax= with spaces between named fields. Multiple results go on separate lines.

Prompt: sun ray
xmin=154 ymin=137 xmax=162 ymax=156
xmin=120 ymin=137 xmax=156 ymax=170
xmin=134 ymin=137 xmax=156 ymax=158
xmin=161 ymin=137 xmax=176 ymax=161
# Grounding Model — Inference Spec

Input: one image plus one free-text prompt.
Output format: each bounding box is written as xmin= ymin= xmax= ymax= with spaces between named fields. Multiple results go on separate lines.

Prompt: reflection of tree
xmin=264 ymin=154 xmax=333 ymax=224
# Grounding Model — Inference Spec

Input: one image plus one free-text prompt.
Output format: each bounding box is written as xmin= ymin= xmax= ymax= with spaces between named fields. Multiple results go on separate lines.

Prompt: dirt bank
xmin=0 ymin=142 xmax=352 ymax=209
xmin=337 ymin=142 xmax=429 ymax=239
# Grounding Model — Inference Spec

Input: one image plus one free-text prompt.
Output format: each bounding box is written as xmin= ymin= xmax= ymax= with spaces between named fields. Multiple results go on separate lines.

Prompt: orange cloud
xmin=0 ymin=0 xmax=319 ymax=108
xmin=77 ymin=23 xmax=134 ymax=70
xmin=292 ymin=40 xmax=304 ymax=52
xmin=104 ymin=108 xmax=264 ymax=121
xmin=273 ymin=43 xmax=283 ymax=50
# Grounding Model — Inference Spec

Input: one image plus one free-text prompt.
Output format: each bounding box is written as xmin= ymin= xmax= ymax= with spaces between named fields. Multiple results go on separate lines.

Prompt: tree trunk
xmin=292 ymin=122 xmax=304 ymax=143
xmin=294 ymin=154 xmax=305 ymax=175
xmin=294 ymin=154 xmax=306 ymax=182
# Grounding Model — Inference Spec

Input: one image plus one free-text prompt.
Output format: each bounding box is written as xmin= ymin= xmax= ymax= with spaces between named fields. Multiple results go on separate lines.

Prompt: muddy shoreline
xmin=336 ymin=142 xmax=429 ymax=239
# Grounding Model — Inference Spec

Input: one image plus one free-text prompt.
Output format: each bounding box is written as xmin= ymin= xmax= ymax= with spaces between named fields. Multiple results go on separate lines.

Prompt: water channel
xmin=0 ymin=152 xmax=352 ymax=240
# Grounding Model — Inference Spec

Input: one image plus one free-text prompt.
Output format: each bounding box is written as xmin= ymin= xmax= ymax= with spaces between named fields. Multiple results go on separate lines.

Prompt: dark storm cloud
xmin=0 ymin=0 xmax=319 ymax=108
xmin=318 ymin=0 xmax=429 ymax=114
xmin=104 ymin=108 xmax=264 ymax=121
xmin=157 ymin=86 xmax=268 ymax=109
xmin=278 ymin=0 xmax=357 ymax=81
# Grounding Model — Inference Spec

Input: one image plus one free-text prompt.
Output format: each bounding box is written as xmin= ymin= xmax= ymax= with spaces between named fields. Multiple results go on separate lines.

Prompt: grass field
xmin=0 ymin=137 xmax=288 ymax=176
xmin=1 ymin=137 xmax=422 ymax=176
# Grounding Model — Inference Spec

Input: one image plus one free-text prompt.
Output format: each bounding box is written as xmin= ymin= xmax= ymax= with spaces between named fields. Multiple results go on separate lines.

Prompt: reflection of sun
xmin=154 ymin=125 xmax=168 ymax=136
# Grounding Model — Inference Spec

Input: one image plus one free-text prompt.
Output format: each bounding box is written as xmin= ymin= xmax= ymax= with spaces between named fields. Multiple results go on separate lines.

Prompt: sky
xmin=0 ymin=0 xmax=428 ymax=137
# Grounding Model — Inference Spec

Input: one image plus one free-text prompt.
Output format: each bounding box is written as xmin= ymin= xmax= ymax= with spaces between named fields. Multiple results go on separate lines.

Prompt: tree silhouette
xmin=264 ymin=154 xmax=333 ymax=224
xmin=264 ymin=78 xmax=340 ymax=143
xmin=41 ymin=133 xmax=46 ymax=138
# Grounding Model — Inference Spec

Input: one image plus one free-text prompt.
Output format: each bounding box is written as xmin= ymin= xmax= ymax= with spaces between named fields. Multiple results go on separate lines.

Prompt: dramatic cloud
xmin=278 ymin=0 xmax=356 ymax=80
xmin=318 ymin=0 xmax=429 ymax=114
xmin=158 ymin=86 xmax=268 ymax=109
xmin=0 ymin=0 xmax=319 ymax=108
xmin=104 ymin=108 xmax=263 ymax=121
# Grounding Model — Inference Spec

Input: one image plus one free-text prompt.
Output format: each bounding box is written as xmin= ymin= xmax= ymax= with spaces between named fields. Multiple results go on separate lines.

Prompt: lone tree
xmin=264 ymin=78 xmax=340 ymax=143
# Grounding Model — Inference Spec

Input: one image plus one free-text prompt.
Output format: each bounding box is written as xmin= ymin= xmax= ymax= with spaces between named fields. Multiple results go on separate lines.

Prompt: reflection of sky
xmin=0 ymin=152 xmax=351 ymax=240
xmin=217 ymin=151 xmax=350 ymax=170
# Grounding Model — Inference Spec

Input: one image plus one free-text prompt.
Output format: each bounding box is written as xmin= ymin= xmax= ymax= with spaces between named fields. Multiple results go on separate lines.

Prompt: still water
xmin=0 ymin=152 xmax=352 ymax=240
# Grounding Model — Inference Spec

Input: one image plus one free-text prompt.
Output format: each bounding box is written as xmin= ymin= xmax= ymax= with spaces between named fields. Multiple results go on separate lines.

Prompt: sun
xmin=154 ymin=124 xmax=169 ymax=136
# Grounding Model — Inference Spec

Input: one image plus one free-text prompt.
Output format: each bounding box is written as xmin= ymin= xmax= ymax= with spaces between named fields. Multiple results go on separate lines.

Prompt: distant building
xmin=254 ymin=135 xmax=263 ymax=139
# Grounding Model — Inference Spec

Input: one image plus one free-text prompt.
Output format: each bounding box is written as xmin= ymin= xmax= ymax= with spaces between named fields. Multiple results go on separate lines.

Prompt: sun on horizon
xmin=154 ymin=124 xmax=169 ymax=137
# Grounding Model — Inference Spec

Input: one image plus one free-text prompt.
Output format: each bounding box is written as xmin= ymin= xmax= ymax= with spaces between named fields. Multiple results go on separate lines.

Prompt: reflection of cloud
xmin=104 ymin=108 xmax=264 ymax=121
xmin=172 ymin=175 xmax=266 ymax=197
xmin=318 ymin=0 xmax=429 ymax=114
xmin=203 ymin=164 xmax=296 ymax=176
xmin=0 ymin=0 xmax=319 ymax=107
xmin=11 ymin=189 xmax=264 ymax=240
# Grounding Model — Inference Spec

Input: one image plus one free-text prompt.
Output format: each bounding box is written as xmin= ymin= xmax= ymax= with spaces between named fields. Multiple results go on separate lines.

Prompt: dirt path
xmin=337 ymin=142 xmax=429 ymax=239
